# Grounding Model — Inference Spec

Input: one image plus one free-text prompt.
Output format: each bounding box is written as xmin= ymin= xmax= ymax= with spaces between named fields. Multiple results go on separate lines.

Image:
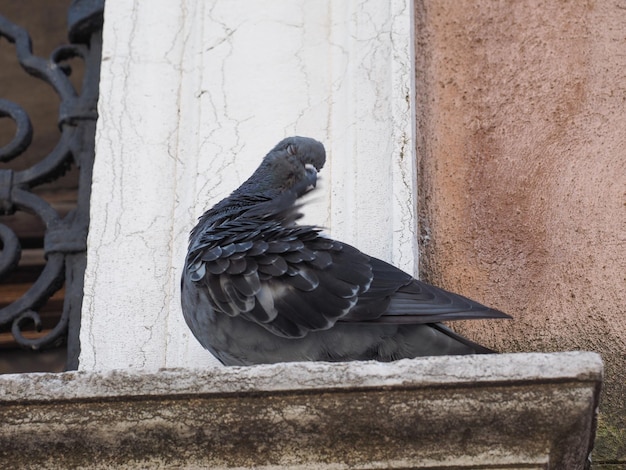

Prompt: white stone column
xmin=80 ymin=0 xmax=416 ymax=371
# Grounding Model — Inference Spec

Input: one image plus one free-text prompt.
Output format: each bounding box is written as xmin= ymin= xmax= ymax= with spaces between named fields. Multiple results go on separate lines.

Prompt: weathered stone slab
xmin=0 ymin=352 xmax=602 ymax=469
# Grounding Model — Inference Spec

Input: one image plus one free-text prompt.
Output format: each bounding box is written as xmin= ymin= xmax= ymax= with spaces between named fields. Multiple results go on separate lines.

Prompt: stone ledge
xmin=0 ymin=352 xmax=602 ymax=469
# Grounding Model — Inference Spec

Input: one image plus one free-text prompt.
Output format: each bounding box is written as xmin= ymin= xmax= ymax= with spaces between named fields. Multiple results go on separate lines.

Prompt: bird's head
xmin=239 ymin=136 xmax=326 ymax=197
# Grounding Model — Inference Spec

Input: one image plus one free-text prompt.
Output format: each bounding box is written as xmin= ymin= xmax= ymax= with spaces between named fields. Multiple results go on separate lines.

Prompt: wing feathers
xmin=186 ymin=209 xmax=508 ymax=339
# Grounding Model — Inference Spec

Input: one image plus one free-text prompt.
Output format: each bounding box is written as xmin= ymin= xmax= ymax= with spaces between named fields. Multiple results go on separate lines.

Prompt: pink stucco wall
xmin=415 ymin=0 xmax=626 ymax=462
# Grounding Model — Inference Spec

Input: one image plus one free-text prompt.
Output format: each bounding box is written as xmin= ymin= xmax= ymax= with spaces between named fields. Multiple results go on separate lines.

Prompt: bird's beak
xmin=304 ymin=163 xmax=319 ymax=189
xmin=305 ymin=163 xmax=318 ymax=174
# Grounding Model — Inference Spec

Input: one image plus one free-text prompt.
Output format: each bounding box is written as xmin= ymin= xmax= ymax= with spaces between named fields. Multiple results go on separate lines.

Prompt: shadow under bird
xmin=181 ymin=137 xmax=510 ymax=366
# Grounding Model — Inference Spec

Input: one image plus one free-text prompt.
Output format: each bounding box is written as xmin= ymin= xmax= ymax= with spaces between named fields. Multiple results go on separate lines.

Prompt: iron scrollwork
xmin=0 ymin=0 xmax=103 ymax=369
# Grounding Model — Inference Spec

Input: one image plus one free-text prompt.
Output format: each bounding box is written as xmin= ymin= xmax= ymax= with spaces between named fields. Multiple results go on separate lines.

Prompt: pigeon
xmin=181 ymin=136 xmax=510 ymax=366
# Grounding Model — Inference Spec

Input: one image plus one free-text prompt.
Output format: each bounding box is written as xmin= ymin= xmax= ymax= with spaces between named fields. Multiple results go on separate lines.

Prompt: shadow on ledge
xmin=0 ymin=351 xmax=602 ymax=469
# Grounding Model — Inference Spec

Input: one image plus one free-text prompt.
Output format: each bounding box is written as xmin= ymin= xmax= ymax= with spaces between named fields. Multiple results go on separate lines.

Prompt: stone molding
xmin=0 ymin=352 xmax=602 ymax=468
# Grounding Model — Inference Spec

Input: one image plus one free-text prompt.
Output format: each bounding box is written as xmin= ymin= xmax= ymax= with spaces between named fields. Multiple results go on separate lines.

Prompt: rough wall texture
xmin=415 ymin=0 xmax=626 ymax=464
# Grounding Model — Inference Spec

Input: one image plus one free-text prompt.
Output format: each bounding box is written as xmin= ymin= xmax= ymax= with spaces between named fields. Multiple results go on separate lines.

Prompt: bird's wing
xmin=341 ymin=256 xmax=511 ymax=324
xmin=185 ymin=221 xmax=374 ymax=338
xmin=186 ymin=174 xmax=508 ymax=339
xmin=186 ymin=229 xmax=508 ymax=339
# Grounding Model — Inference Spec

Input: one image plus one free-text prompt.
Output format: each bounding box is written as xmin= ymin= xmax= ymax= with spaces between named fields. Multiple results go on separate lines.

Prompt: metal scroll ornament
xmin=0 ymin=0 xmax=103 ymax=369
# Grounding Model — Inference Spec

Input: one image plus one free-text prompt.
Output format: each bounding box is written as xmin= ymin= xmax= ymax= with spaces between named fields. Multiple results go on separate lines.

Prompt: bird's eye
xmin=287 ymin=144 xmax=297 ymax=156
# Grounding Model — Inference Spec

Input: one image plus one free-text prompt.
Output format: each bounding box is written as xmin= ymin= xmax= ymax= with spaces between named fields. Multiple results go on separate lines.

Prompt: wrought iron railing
xmin=0 ymin=0 xmax=103 ymax=370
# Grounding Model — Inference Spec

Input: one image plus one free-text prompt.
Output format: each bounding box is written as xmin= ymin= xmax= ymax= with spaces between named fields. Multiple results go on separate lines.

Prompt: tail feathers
xmin=430 ymin=323 xmax=497 ymax=354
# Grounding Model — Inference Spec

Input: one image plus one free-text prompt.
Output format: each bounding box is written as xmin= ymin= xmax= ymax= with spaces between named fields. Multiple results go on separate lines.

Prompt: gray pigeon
xmin=181 ymin=136 xmax=509 ymax=366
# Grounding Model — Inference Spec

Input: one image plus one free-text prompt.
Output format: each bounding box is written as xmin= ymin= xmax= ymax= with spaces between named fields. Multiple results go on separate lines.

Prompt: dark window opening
xmin=0 ymin=0 xmax=103 ymax=373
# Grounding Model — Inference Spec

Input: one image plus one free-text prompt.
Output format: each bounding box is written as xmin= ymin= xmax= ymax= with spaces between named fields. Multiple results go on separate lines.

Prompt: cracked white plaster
xmin=80 ymin=0 xmax=416 ymax=371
